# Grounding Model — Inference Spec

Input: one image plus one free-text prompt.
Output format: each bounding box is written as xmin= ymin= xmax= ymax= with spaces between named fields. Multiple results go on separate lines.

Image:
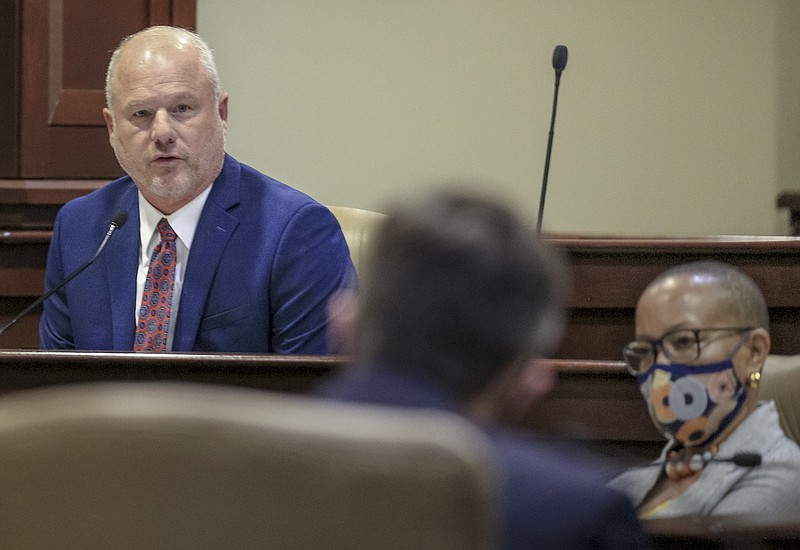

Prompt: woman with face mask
xmin=608 ymin=261 xmax=800 ymax=518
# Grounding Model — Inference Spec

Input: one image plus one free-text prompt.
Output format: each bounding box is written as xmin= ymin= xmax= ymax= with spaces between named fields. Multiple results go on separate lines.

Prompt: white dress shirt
xmin=135 ymin=184 xmax=213 ymax=351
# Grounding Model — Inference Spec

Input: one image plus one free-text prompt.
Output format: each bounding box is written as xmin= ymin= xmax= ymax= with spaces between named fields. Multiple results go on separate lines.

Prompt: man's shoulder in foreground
xmin=316 ymin=366 xmax=648 ymax=549
xmin=492 ymin=429 xmax=647 ymax=549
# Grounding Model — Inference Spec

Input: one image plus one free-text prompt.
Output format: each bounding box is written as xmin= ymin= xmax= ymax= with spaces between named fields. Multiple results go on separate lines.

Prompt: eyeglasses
xmin=622 ymin=327 xmax=753 ymax=375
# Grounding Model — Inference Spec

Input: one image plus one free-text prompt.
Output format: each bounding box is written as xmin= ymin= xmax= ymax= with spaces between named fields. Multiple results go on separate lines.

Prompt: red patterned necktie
xmin=134 ymin=218 xmax=176 ymax=352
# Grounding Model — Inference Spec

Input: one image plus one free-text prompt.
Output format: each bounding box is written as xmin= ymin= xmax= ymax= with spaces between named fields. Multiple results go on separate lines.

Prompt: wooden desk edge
xmin=0 ymin=350 xmax=344 ymax=370
xmin=646 ymin=513 xmax=800 ymax=542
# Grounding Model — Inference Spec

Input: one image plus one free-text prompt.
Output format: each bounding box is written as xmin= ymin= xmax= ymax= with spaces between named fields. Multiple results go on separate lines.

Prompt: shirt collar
xmin=137 ymin=184 xmax=214 ymax=261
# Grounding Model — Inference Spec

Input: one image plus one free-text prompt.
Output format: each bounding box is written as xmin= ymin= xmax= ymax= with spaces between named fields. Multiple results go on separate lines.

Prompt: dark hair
xmin=354 ymin=190 xmax=568 ymax=399
xmin=648 ymin=260 xmax=770 ymax=331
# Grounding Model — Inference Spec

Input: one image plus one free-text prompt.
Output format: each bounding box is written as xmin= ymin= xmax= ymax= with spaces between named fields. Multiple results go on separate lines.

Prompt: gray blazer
xmin=608 ymin=400 xmax=800 ymax=518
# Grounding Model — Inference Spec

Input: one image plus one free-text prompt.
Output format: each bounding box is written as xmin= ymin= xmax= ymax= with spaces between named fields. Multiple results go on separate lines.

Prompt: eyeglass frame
xmin=622 ymin=326 xmax=754 ymax=376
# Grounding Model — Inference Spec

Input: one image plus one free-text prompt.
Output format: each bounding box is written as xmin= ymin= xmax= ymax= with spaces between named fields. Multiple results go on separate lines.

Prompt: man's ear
xmin=326 ymin=289 xmax=358 ymax=355
xmin=472 ymin=359 xmax=556 ymax=425
xmin=518 ymin=359 xmax=556 ymax=402
xmin=218 ymin=93 xmax=229 ymax=131
xmin=103 ymin=107 xmax=114 ymax=140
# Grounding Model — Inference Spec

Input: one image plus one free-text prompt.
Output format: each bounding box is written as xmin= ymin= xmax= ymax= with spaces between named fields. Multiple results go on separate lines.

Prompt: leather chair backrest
xmin=328 ymin=205 xmax=387 ymax=280
xmin=761 ymin=355 xmax=800 ymax=443
xmin=0 ymin=382 xmax=499 ymax=550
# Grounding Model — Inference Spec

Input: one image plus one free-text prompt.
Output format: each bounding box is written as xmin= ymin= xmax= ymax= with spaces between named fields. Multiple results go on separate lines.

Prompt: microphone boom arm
xmin=537 ymin=72 xmax=562 ymax=233
xmin=537 ymin=44 xmax=568 ymax=233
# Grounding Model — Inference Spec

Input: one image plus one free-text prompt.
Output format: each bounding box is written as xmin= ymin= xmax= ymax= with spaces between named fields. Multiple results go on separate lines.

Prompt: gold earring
xmin=748 ymin=372 xmax=761 ymax=387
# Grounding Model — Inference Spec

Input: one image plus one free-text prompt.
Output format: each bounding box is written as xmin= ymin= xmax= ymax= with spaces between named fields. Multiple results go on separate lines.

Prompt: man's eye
xmin=133 ymin=110 xmax=150 ymax=118
xmin=175 ymin=104 xmax=190 ymax=113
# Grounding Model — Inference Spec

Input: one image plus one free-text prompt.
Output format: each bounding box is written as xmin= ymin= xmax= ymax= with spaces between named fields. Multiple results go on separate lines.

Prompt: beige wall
xmin=197 ymin=1 xmax=800 ymax=236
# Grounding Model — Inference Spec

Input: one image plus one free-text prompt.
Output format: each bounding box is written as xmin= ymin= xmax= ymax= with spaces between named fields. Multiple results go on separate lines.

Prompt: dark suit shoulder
xmin=492 ymin=434 xmax=647 ymax=549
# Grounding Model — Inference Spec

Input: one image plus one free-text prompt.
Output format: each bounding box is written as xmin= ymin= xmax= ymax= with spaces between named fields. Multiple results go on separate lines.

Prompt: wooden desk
xmin=646 ymin=512 xmax=800 ymax=549
xmin=512 ymin=358 xmax=657 ymax=441
xmin=0 ymin=350 xmax=338 ymax=394
xmin=0 ymin=351 xmax=657 ymax=445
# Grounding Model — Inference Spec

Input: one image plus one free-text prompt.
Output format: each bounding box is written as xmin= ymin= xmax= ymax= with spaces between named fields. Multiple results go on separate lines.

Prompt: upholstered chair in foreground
xmin=0 ymin=381 xmax=498 ymax=550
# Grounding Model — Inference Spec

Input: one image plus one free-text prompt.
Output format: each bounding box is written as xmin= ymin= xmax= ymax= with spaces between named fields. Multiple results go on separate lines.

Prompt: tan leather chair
xmin=328 ymin=205 xmax=387 ymax=279
xmin=761 ymin=355 xmax=800 ymax=443
xmin=0 ymin=382 xmax=499 ymax=550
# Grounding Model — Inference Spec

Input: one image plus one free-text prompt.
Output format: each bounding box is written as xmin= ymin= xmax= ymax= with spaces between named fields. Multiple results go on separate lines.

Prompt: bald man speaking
xmin=40 ymin=26 xmax=355 ymax=353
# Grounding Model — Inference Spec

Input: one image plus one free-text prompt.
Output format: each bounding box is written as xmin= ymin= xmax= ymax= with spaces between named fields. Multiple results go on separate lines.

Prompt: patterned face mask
xmin=635 ymin=356 xmax=747 ymax=448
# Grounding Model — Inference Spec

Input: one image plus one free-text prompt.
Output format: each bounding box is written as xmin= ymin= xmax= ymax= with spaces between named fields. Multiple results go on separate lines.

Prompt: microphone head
xmin=731 ymin=453 xmax=762 ymax=467
xmin=111 ymin=209 xmax=128 ymax=229
xmin=552 ymin=45 xmax=568 ymax=72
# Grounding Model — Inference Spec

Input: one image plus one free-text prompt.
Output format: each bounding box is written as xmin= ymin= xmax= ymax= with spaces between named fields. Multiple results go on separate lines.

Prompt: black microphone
xmin=719 ymin=452 xmax=762 ymax=467
xmin=630 ymin=452 xmax=763 ymax=472
xmin=537 ymin=44 xmax=568 ymax=233
xmin=552 ymin=44 xmax=568 ymax=76
xmin=0 ymin=209 xmax=128 ymax=338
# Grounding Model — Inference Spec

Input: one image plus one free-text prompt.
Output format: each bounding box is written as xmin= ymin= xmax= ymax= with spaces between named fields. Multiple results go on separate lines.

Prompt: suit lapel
xmin=172 ymin=157 xmax=241 ymax=351
xmin=107 ymin=187 xmax=141 ymax=350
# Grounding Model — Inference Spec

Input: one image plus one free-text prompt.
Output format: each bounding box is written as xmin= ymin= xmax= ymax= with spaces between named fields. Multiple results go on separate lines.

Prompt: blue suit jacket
xmin=314 ymin=364 xmax=649 ymax=550
xmin=40 ymin=155 xmax=356 ymax=353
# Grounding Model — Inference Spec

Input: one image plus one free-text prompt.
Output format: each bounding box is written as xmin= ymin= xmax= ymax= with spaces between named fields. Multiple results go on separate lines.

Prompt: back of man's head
xmin=354 ymin=191 xmax=568 ymax=400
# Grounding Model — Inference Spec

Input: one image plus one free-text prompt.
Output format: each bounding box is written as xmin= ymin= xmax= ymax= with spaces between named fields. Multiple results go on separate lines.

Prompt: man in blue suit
xmin=39 ymin=26 xmax=355 ymax=353
xmin=316 ymin=192 xmax=648 ymax=549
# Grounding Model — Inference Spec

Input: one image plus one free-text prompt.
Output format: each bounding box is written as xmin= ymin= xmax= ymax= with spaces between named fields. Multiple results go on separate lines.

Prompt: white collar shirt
xmin=135 ymin=184 xmax=213 ymax=351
